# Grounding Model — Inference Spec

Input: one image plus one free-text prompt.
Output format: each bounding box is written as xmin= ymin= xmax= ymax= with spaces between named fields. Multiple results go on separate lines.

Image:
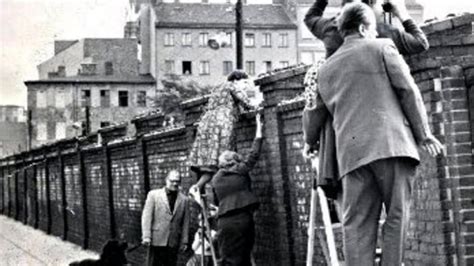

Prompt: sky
xmin=0 ymin=0 xmax=473 ymax=108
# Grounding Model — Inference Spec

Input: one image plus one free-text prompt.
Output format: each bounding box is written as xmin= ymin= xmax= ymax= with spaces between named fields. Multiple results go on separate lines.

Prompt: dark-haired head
xmin=227 ymin=69 xmax=249 ymax=82
xmin=337 ymin=2 xmax=376 ymax=38
xmin=341 ymin=0 xmax=372 ymax=7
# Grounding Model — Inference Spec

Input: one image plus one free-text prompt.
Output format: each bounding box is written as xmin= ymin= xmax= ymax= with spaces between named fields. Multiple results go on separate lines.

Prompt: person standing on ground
xmin=302 ymin=3 xmax=443 ymax=265
xmin=141 ymin=170 xmax=190 ymax=266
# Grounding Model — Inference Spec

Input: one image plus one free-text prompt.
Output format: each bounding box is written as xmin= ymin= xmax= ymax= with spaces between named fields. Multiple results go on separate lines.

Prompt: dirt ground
xmin=0 ymin=215 xmax=98 ymax=266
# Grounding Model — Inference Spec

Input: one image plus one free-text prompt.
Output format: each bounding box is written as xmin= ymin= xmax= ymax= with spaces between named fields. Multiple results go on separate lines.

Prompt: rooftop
xmin=154 ymin=3 xmax=297 ymax=29
xmin=24 ymin=74 xmax=156 ymax=85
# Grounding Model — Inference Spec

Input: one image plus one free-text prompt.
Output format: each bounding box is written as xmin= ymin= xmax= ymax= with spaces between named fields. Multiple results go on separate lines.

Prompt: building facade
xmin=25 ymin=38 xmax=157 ymax=148
xmin=0 ymin=105 xmax=27 ymax=157
xmin=138 ymin=2 xmax=298 ymax=90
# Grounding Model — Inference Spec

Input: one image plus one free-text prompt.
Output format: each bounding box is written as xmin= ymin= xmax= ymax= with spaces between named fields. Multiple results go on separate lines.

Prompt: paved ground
xmin=0 ymin=215 xmax=98 ymax=266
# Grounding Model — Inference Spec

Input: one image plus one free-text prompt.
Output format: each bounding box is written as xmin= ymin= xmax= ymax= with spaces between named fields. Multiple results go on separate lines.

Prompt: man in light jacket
xmin=142 ymin=170 xmax=190 ymax=266
xmin=302 ymin=3 xmax=443 ymax=265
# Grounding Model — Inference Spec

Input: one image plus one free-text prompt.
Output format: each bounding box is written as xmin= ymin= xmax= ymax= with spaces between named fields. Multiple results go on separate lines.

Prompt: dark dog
xmin=70 ymin=240 xmax=129 ymax=266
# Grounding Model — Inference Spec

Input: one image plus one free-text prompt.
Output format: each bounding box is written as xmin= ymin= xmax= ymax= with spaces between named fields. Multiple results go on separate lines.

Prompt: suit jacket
xmin=303 ymin=36 xmax=431 ymax=176
xmin=141 ymin=188 xmax=190 ymax=248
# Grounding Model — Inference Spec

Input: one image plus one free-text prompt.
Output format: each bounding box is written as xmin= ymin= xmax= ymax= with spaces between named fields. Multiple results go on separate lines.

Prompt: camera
xmin=382 ymin=2 xmax=393 ymax=12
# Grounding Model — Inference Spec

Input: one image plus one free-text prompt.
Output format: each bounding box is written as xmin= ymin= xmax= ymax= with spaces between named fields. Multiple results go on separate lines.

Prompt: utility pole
xmin=84 ymin=106 xmax=90 ymax=136
xmin=236 ymin=0 xmax=243 ymax=69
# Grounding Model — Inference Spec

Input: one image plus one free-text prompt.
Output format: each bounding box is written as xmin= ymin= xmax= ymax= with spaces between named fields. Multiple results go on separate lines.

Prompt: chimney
xmin=124 ymin=21 xmax=139 ymax=39
xmin=57 ymin=66 xmax=66 ymax=77
xmin=79 ymin=63 xmax=97 ymax=76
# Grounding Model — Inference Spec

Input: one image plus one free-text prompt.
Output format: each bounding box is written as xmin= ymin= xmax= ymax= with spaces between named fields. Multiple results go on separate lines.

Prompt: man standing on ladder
xmin=302 ymin=3 xmax=443 ymax=265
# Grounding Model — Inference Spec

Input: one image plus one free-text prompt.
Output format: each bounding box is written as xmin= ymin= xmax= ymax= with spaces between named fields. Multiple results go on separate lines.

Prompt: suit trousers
xmin=341 ymin=157 xmax=417 ymax=266
xmin=147 ymin=246 xmax=179 ymax=266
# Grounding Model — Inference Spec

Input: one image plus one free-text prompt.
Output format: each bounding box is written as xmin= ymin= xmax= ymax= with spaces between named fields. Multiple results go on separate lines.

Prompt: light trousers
xmin=342 ymin=157 xmax=417 ymax=266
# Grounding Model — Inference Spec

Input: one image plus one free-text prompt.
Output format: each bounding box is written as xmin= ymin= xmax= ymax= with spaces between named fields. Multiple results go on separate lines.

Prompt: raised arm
xmin=230 ymin=82 xmax=254 ymax=110
xmin=383 ymin=43 xmax=443 ymax=156
xmin=242 ymin=113 xmax=263 ymax=170
xmin=304 ymin=0 xmax=331 ymax=39
xmin=383 ymin=0 xmax=429 ymax=55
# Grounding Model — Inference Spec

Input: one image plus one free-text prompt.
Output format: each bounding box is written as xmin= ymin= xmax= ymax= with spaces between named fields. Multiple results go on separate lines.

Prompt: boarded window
xmin=164 ymin=33 xmax=174 ymax=46
xmin=279 ymin=33 xmax=289 ymax=47
xmin=36 ymin=123 xmax=47 ymax=141
xmin=262 ymin=33 xmax=272 ymax=47
xmin=182 ymin=33 xmax=192 ymax=46
xmin=55 ymin=122 xmax=66 ymax=140
xmin=137 ymin=91 xmax=147 ymax=107
xmin=165 ymin=60 xmax=175 ymax=74
xmin=245 ymin=61 xmax=255 ymax=75
xmin=100 ymin=90 xmax=110 ymax=107
xmin=37 ymin=90 xmax=47 ymax=108
xmin=223 ymin=61 xmax=233 ymax=76
xmin=55 ymin=91 xmax=65 ymax=108
xmin=81 ymin=89 xmax=91 ymax=107
xmin=105 ymin=62 xmax=113 ymax=75
xmin=199 ymin=32 xmax=208 ymax=47
xmin=199 ymin=61 xmax=210 ymax=75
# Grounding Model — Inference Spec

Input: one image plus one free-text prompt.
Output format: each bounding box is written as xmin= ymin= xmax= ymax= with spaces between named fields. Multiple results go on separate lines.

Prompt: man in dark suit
xmin=142 ymin=170 xmax=190 ymax=266
xmin=302 ymin=3 xmax=443 ymax=265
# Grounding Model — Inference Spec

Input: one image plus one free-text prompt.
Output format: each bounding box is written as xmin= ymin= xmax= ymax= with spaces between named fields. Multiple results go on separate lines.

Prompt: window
xmin=245 ymin=61 xmax=255 ymax=75
xmin=81 ymin=89 xmax=91 ymax=107
xmin=223 ymin=61 xmax=233 ymax=75
xmin=199 ymin=32 xmax=209 ymax=47
xmin=36 ymin=123 xmax=47 ymax=141
xmin=199 ymin=61 xmax=210 ymax=75
xmin=262 ymin=33 xmax=272 ymax=47
xmin=244 ymin=33 xmax=255 ymax=47
xmin=225 ymin=32 xmax=233 ymax=47
xmin=165 ymin=60 xmax=175 ymax=75
xmin=118 ymin=91 xmax=129 ymax=107
xmin=137 ymin=91 xmax=147 ymax=107
xmin=37 ymin=91 xmax=47 ymax=108
xmin=263 ymin=61 xmax=272 ymax=72
xmin=182 ymin=61 xmax=192 ymax=75
xmin=55 ymin=122 xmax=66 ymax=140
xmin=279 ymin=33 xmax=289 ymax=47
xmin=280 ymin=61 xmax=290 ymax=68
xmin=55 ymin=92 xmax=65 ymax=108
xmin=164 ymin=33 xmax=174 ymax=46
xmin=100 ymin=90 xmax=110 ymax=107
xmin=182 ymin=33 xmax=192 ymax=46
xmin=100 ymin=121 xmax=110 ymax=128
xmin=105 ymin=62 xmax=113 ymax=75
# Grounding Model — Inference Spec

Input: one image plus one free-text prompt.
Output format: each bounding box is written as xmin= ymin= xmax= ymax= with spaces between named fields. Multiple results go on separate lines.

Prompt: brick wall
xmin=0 ymin=13 xmax=473 ymax=266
